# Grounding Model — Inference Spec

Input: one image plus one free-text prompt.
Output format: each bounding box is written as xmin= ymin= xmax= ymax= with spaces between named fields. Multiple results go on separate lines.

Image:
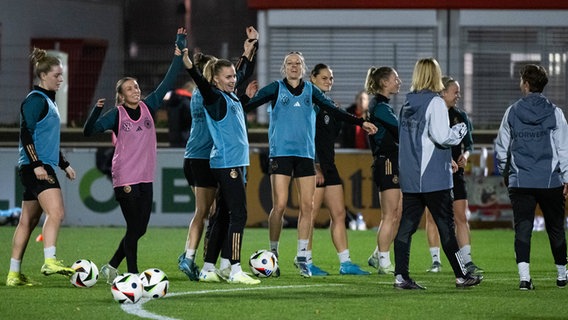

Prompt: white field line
xmin=121 ymin=284 xmax=344 ymax=320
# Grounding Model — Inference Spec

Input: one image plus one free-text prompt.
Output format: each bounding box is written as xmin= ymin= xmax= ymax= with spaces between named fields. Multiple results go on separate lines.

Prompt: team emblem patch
xmin=122 ymin=121 xmax=133 ymax=132
xmin=392 ymin=175 xmax=399 ymax=184
xmin=123 ymin=185 xmax=132 ymax=193
xmin=46 ymin=176 xmax=55 ymax=184
xmin=230 ymin=169 xmax=238 ymax=179
xmin=144 ymin=117 xmax=152 ymax=129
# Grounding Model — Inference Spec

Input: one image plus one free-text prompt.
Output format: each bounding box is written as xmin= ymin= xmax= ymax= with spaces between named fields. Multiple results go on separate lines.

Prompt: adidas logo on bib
xmin=293 ymin=101 xmax=301 ymax=107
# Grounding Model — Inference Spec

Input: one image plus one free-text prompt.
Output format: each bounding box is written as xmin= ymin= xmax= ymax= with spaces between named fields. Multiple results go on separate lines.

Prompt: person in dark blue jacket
xmin=495 ymin=64 xmax=568 ymax=290
xmin=424 ymin=76 xmax=482 ymax=275
xmin=395 ymin=58 xmax=482 ymax=290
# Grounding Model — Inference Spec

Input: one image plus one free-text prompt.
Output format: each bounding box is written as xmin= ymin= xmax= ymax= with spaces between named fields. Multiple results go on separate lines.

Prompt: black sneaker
xmin=456 ymin=273 xmax=483 ymax=288
xmin=394 ymin=278 xmax=426 ymax=290
xmin=556 ymin=278 xmax=567 ymax=288
xmin=519 ymin=279 xmax=535 ymax=290
xmin=465 ymin=262 xmax=484 ymax=275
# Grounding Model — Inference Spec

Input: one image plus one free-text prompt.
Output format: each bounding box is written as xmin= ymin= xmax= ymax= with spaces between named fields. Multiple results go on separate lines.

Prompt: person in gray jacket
xmin=394 ymin=58 xmax=483 ymax=290
xmin=494 ymin=63 xmax=568 ymax=291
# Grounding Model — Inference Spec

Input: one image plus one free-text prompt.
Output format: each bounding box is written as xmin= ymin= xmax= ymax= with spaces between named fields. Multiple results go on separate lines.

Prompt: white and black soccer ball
xmin=111 ymin=273 xmax=144 ymax=304
xmin=249 ymin=250 xmax=278 ymax=278
xmin=70 ymin=259 xmax=99 ymax=288
xmin=139 ymin=268 xmax=169 ymax=299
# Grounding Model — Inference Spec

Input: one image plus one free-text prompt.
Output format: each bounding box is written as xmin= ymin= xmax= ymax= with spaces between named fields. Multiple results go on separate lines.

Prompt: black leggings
xmin=204 ymin=167 xmax=247 ymax=265
xmin=109 ymin=182 xmax=153 ymax=273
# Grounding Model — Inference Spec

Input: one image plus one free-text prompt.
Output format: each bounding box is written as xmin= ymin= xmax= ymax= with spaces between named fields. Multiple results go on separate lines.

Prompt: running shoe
xmin=455 ymin=273 xmax=483 ymax=288
xmin=198 ymin=269 xmax=221 ymax=282
xmin=6 ymin=272 xmax=39 ymax=287
xmin=394 ymin=278 xmax=426 ymax=290
xmin=41 ymin=258 xmax=74 ymax=277
xmin=100 ymin=264 xmax=119 ymax=284
xmin=309 ymin=263 xmax=329 ymax=276
xmin=178 ymin=252 xmax=200 ymax=281
xmin=227 ymin=271 xmax=261 ymax=284
xmin=465 ymin=262 xmax=484 ymax=275
xmin=378 ymin=264 xmax=395 ymax=275
xmin=367 ymin=254 xmax=380 ymax=269
xmin=340 ymin=261 xmax=371 ymax=275
xmin=519 ymin=279 xmax=535 ymax=290
xmin=426 ymin=261 xmax=442 ymax=273
xmin=295 ymin=256 xmax=311 ymax=278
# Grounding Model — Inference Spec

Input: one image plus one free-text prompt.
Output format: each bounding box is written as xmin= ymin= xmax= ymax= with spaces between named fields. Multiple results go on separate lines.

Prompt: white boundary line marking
xmin=121 ymin=284 xmax=343 ymax=320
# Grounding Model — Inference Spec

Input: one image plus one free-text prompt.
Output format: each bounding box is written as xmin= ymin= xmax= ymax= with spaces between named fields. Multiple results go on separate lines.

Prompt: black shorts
xmin=268 ymin=156 xmax=315 ymax=178
xmin=184 ymin=158 xmax=217 ymax=188
xmin=452 ymin=171 xmax=467 ymax=200
xmin=372 ymin=154 xmax=400 ymax=192
xmin=19 ymin=165 xmax=61 ymax=201
xmin=317 ymin=163 xmax=342 ymax=187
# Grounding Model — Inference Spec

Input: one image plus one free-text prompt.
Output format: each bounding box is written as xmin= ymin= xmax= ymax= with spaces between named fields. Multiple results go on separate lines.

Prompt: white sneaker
xmin=199 ymin=269 xmax=221 ymax=282
xmin=227 ymin=271 xmax=260 ymax=284
xmin=100 ymin=264 xmax=119 ymax=284
xmin=218 ymin=267 xmax=231 ymax=281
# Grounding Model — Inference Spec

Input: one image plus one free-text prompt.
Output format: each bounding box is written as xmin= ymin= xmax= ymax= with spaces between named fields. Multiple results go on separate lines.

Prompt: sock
xmin=270 ymin=241 xmax=279 ymax=256
xmin=379 ymin=251 xmax=391 ymax=268
xmin=202 ymin=262 xmax=215 ymax=272
xmin=230 ymin=263 xmax=242 ymax=276
xmin=297 ymin=239 xmax=309 ymax=258
xmin=429 ymin=247 xmax=441 ymax=263
xmin=9 ymin=258 xmax=21 ymax=273
xmin=338 ymin=250 xmax=350 ymax=264
xmin=44 ymin=246 xmax=56 ymax=260
xmin=306 ymin=250 xmax=313 ymax=264
xmin=220 ymin=258 xmax=231 ymax=271
xmin=556 ymin=264 xmax=567 ymax=280
xmin=460 ymin=245 xmax=472 ymax=264
xmin=185 ymin=249 xmax=196 ymax=260
xmin=373 ymin=246 xmax=380 ymax=257
xmin=518 ymin=262 xmax=530 ymax=281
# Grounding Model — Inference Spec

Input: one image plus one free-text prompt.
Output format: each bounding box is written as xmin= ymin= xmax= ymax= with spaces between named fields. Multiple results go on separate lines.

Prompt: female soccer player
xmin=244 ymin=52 xmax=377 ymax=277
xmin=83 ymin=27 xmax=187 ymax=283
xmin=6 ymin=48 xmax=76 ymax=286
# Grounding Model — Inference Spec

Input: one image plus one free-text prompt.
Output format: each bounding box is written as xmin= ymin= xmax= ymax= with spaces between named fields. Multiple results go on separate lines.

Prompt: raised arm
xmin=143 ymin=27 xmax=187 ymax=110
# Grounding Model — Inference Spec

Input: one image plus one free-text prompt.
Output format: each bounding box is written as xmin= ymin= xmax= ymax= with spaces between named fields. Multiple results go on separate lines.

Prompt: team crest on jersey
xmin=144 ymin=117 xmax=152 ymax=129
xmin=392 ymin=175 xmax=399 ymax=184
xmin=122 ymin=121 xmax=133 ymax=132
xmin=231 ymin=105 xmax=239 ymax=114
xmin=230 ymin=169 xmax=238 ymax=179
xmin=123 ymin=185 xmax=132 ymax=193
xmin=280 ymin=95 xmax=290 ymax=106
xmin=304 ymin=97 xmax=310 ymax=106
xmin=47 ymin=176 xmax=55 ymax=184
xmin=324 ymin=114 xmax=330 ymax=125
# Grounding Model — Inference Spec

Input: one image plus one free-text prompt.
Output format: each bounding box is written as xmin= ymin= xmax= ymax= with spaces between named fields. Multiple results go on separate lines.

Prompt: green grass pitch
xmin=0 ymin=226 xmax=566 ymax=319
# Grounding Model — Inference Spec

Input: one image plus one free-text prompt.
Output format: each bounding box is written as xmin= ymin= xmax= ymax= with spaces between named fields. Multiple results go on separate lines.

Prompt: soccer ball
xmin=111 ymin=273 xmax=144 ymax=304
xmin=139 ymin=268 xmax=169 ymax=299
xmin=249 ymin=249 xmax=278 ymax=277
xmin=70 ymin=259 xmax=99 ymax=288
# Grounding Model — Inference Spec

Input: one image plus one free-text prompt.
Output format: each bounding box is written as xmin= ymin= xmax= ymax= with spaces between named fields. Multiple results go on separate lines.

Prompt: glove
xmin=176 ymin=33 xmax=187 ymax=51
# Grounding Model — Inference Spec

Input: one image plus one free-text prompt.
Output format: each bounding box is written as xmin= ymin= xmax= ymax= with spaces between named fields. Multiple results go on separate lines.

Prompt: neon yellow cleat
xmin=227 ymin=271 xmax=261 ymax=285
xmin=6 ymin=271 xmax=40 ymax=287
xmin=41 ymin=258 xmax=75 ymax=276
